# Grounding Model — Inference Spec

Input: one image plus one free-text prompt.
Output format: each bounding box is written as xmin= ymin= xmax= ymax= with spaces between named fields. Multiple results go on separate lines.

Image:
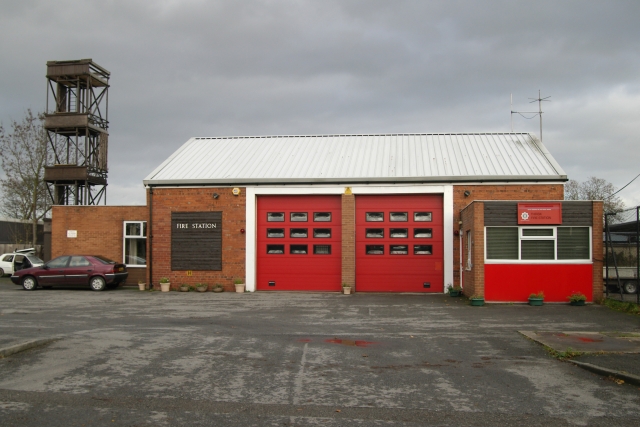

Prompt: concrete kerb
xmin=0 ymin=338 xmax=60 ymax=358
xmin=567 ymin=360 xmax=640 ymax=387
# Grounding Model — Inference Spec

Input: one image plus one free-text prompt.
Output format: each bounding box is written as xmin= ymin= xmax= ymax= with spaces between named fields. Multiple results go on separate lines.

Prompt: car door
xmin=64 ymin=256 xmax=94 ymax=285
xmin=1 ymin=254 xmax=15 ymax=275
xmin=36 ymin=256 xmax=70 ymax=285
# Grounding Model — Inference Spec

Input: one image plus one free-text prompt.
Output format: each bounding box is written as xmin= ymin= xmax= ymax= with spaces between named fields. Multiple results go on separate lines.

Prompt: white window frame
xmin=123 ymin=221 xmax=147 ymax=267
xmin=465 ymin=230 xmax=472 ymax=270
xmin=484 ymin=226 xmax=592 ymax=264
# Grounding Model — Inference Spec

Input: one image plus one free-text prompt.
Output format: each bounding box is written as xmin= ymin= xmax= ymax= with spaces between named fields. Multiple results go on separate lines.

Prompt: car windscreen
xmin=26 ymin=255 xmax=43 ymax=264
xmin=93 ymin=256 xmax=116 ymax=265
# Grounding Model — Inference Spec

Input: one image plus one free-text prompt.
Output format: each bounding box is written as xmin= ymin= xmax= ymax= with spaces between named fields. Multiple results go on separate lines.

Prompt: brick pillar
xmin=341 ymin=193 xmax=355 ymax=289
xmin=592 ymin=201 xmax=604 ymax=303
xmin=472 ymin=201 xmax=485 ymax=298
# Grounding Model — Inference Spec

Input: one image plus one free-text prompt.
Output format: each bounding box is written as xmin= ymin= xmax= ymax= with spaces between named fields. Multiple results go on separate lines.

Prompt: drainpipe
xmin=459 ymin=226 xmax=463 ymax=290
xmin=148 ymin=186 xmax=153 ymax=289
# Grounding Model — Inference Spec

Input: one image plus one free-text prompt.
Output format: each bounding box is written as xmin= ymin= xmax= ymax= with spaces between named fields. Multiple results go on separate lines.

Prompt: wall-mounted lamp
xmin=463 ymin=190 xmax=471 ymax=197
xmin=213 ymin=193 xmax=219 ymax=199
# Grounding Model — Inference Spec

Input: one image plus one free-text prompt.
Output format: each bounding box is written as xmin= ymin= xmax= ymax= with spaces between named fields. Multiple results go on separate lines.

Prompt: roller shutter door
xmin=355 ymin=194 xmax=444 ymax=292
xmin=257 ymin=195 xmax=341 ymax=291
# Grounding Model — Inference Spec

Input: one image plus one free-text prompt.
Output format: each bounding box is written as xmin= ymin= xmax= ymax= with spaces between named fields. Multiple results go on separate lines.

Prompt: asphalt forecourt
xmin=1 ymin=278 xmax=639 ymax=426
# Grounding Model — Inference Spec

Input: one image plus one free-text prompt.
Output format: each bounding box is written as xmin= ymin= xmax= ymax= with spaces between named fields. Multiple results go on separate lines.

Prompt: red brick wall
xmin=341 ymin=193 xmax=355 ymax=288
xmin=460 ymin=201 xmax=485 ymax=297
xmin=592 ymin=201 xmax=604 ymax=302
xmin=453 ymin=184 xmax=564 ymax=287
xmin=51 ymin=205 xmax=149 ymax=285
xmin=150 ymin=187 xmax=245 ymax=291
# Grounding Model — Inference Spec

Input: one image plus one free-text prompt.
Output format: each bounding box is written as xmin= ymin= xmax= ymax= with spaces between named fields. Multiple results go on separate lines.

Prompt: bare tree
xmin=565 ymin=176 xmax=625 ymax=214
xmin=0 ymin=110 xmax=52 ymax=247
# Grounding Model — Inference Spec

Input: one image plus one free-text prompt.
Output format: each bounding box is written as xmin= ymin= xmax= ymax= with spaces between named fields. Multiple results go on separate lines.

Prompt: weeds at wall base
xmin=603 ymin=299 xmax=640 ymax=316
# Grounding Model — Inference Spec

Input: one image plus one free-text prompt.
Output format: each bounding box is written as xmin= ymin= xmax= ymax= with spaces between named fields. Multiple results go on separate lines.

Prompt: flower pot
xmin=449 ymin=290 xmax=461 ymax=297
xmin=213 ymin=287 xmax=224 ymax=293
xmin=528 ymin=297 xmax=544 ymax=306
xmin=470 ymin=298 xmax=484 ymax=306
xmin=570 ymin=300 xmax=586 ymax=306
xmin=196 ymin=286 xmax=207 ymax=293
xmin=235 ymin=284 xmax=245 ymax=293
xmin=180 ymin=286 xmax=190 ymax=292
xmin=138 ymin=283 xmax=146 ymax=291
xmin=160 ymin=283 xmax=170 ymax=292
xmin=343 ymin=286 xmax=352 ymax=295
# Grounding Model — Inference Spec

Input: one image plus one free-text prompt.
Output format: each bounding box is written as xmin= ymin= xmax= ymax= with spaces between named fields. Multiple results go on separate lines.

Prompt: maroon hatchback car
xmin=11 ymin=255 xmax=128 ymax=291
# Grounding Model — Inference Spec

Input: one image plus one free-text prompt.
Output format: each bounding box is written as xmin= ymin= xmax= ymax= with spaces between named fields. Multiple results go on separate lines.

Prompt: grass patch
xmin=603 ymin=298 xmax=640 ymax=316
xmin=544 ymin=346 xmax=583 ymax=360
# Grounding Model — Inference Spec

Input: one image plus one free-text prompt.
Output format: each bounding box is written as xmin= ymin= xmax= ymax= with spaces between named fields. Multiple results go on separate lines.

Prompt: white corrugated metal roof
xmin=143 ymin=133 xmax=566 ymax=186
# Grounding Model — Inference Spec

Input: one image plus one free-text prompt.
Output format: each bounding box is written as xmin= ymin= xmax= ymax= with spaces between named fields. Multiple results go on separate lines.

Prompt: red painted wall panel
xmin=355 ymin=194 xmax=444 ymax=292
xmin=485 ymin=264 xmax=593 ymax=302
xmin=257 ymin=195 xmax=341 ymax=291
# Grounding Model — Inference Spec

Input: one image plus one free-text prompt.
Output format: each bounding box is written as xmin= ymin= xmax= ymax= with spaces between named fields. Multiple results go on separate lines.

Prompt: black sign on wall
xmin=171 ymin=212 xmax=222 ymax=270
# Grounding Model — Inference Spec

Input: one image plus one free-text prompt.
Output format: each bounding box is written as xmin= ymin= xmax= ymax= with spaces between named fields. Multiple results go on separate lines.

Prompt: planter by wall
xmin=235 ymin=284 xmax=245 ymax=293
xmin=213 ymin=286 xmax=224 ymax=293
xmin=528 ymin=297 xmax=544 ymax=306
xmin=570 ymin=300 xmax=586 ymax=306
xmin=449 ymin=289 xmax=461 ymax=297
xmin=470 ymin=298 xmax=485 ymax=306
xmin=196 ymin=286 xmax=207 ymax=292
xmin=138 ymin=283 xmax=146 ymax=291
xmin=160 ymin=283 xmax=170 ymax=292
xmin=343 ymin=286 xmax=352 ymax=295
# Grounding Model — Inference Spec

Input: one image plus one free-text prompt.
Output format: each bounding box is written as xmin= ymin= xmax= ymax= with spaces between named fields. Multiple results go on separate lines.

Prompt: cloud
xmin=1 ymin=0 xmax=639 ymax=205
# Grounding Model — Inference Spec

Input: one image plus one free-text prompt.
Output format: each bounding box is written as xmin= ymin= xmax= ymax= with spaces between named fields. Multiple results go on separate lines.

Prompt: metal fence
xmin=604 ymin=206 xmax=640 ymax=303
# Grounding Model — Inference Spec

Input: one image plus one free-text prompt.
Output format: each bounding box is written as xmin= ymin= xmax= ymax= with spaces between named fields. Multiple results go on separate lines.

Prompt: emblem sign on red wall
xmin=517 ymin=203 xmax=562 ymax=225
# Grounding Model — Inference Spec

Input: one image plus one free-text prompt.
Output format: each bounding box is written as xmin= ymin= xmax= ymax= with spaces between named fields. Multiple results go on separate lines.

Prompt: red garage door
xmin=356 ymin=194 xmax=444 ymax=292
xmin=257 ymin=195 xmax=341 ymax=291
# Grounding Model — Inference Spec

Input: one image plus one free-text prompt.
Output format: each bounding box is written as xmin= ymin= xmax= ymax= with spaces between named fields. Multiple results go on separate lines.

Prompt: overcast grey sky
xmin=1 ymin=0 xmax=639 ymax=206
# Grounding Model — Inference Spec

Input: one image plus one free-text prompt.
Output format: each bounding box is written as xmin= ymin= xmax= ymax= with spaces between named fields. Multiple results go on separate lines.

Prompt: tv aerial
xmin=510 ymin=90 xmax=550 ymax=142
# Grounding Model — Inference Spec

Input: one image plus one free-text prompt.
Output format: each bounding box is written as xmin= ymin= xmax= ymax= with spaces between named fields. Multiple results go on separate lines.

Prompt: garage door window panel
xmin=390 ymin=245 xmax=408 ymax=255
xmin=267 ymin=245 xmax=285 ymax=254
xmin=366 ymin=212 xmax=384 ymax=222
xmin=290 ymin=228 xmax=308 ymax=238
xmin=314 ymin=245 xmax=331 ymax=255
xmin=313 ymin=212 xmax=331 ymax=222
xmin=414 ymin=245 xmax=433 ymax=255
xmin=366 ymin=228 xmax=384 ymax=238
xmin=267 ymin=212 xmax=285 ymax=222
xmin=313 ymin=228 xmax=331 ymax=238
xmin=390 ymin=228 xmax=408 ymax=238
xmin=290 ymin=212 xmax=308 ymax=222
xmin=366 ymin=245 xmax=384 ymax=255
xmin=267 ymin=228 xmax=285 ymax=238
xmin=290 ymin=245 xmax=308 ymax=254
xmin=390 ymin=212 xmax=408 ymax=222
xmin=414 ymin=228 xmax=432 ymax=238
xmin=414 ymin=212 xmax=432 ymax=222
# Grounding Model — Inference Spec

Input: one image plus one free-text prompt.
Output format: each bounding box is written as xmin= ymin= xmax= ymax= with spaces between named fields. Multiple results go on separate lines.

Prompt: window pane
xmin=390 ymin=245 xmax=408 ymax=255
xmin=313 ymin=212 xmax=331 ymax=222
xmin=126 ymin=222 xmax=141 ymax=236
xmin=290 ymin=212 xmax=308 ymax=222
xmin=390 ymin=212 xmax=408 ymax=222
xmin=523 ymin=228 xmax=554 ymax=237
xmin=414 ymin=212 xmax=432 ymax=222
xmin=414 ymin=245 xmax=432 ymax=255
xmin=290 ymin=228 xmax=308 ymax=238
xmin=390 ymin=228 xmax=408 ymax=238
xmin=70 ymin=256 xmax=91 ymax=267
xmin=267 ymin=228 xmax=284 ymax=238
xmin=414 ymin=228 xmax=432 ymax=238
xmin=366 ymin=212 xmax=384 ymax=222
xmin=557 ymin=227 xmax=590 ymax=260
xmin=486 ymin=227 xmax=518 ymax=260
xmin=366 ymin=228 xmax=384 ymax=238
xmin=125 ymin=238 xmax=146 ymax=265
xmin=267 ymin=245 xmax=284 ymax=254
xmin=290 ymin=245 xmax=308 ymax=254
xmin=267 ymin=212 xmax=284 ymax=222
xmin=313 ymin=228 xmax=331 ymax=238
xmin=366 ymin=245 xmax=384 ymax=255
xmin=521 ymin=240 xmax=555 ymax=260
xmin=314 ymin=245 xmax=331 ymax=254
xmin=47 ymin=256 xmax=70 ymax=268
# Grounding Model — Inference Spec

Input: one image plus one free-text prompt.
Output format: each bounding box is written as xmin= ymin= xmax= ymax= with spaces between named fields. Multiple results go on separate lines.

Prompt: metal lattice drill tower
xmin=44 ymin=59 xmax=110 ymax=205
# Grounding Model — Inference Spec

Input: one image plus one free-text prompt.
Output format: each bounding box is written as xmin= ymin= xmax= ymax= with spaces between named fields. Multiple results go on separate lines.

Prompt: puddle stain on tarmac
xmin=295 ymin=338 xmax=378 ymax=347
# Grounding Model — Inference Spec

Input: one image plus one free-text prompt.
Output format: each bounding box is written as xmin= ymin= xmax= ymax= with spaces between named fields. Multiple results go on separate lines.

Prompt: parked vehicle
xmin=10 ymin=255 xmax=128 ymax=291
xmin=604 ymin=266 xmax=639 ymax=294
xmin=0 ymin=249 xmax=44 ymax=276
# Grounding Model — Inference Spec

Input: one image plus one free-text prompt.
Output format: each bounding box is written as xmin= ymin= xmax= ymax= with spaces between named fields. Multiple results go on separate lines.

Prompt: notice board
xmin=171 ymin=212 xmax=222 ymax=270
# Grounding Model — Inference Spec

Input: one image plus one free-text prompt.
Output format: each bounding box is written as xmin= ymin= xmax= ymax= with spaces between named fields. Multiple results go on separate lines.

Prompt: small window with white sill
xmin=124 ymin=221 xmax=147 ymax=266
xmin=485 ymin=226 xmax=591 ymax=262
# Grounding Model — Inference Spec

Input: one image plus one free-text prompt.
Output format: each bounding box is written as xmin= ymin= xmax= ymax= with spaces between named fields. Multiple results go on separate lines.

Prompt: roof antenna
xmin=510 ymin=90 xmax=551 ymax=142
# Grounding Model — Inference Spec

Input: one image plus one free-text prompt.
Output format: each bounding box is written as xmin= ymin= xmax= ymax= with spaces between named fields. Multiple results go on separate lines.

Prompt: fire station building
xmin=51 ymin=133 xmax=603 ymax=302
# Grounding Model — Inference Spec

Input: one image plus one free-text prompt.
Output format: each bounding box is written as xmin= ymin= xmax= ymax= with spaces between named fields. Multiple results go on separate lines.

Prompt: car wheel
xmin=623 ymin=281 xmax=638 ymax=294
xmin=22 ymin=276 xmax=37 ymax=291
xmin=89 ymin=276 xmax=106 ymax=291
xmin=0 ymin=268 xmax=4 ymax=276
